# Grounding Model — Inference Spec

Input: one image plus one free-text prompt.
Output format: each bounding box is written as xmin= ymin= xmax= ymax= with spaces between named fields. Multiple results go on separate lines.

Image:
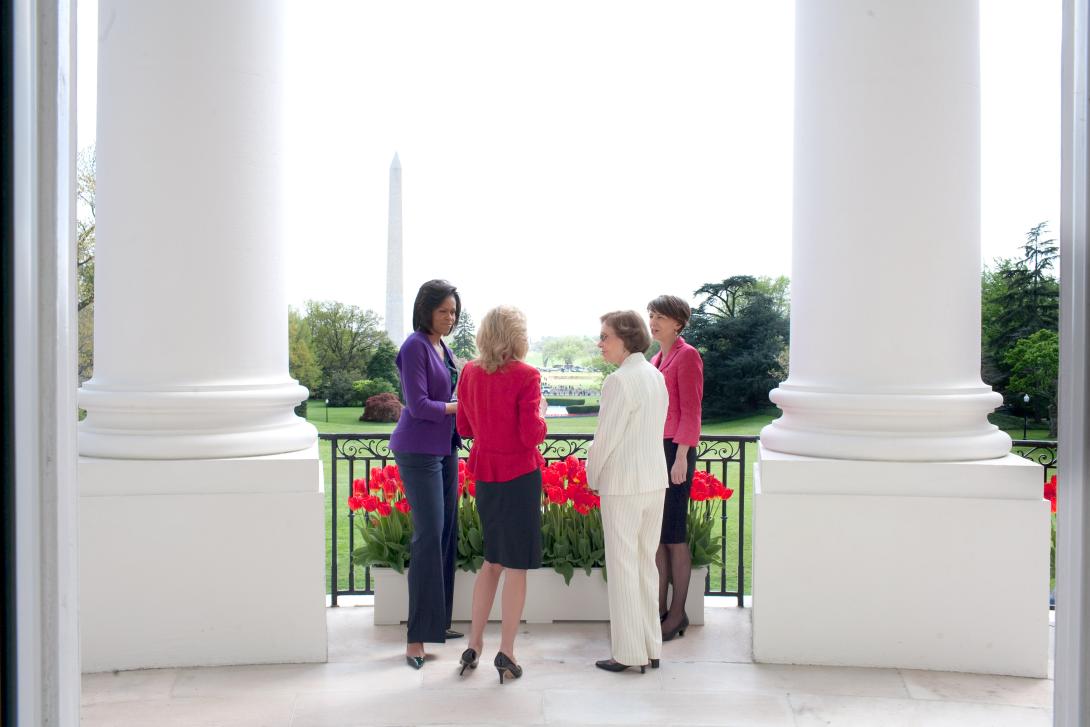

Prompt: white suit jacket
xmin=587 ymin=352 xmax=670 ymax=496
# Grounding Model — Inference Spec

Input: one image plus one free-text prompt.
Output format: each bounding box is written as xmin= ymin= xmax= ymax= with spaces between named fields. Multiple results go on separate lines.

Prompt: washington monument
xmin=385 ymin=153 xmax=404 ymax=344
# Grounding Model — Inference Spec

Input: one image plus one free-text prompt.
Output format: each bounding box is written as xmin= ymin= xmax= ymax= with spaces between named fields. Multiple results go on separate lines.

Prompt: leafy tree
xmin=324 ymin=371 xmax=358 ymax=408
xmin=981 ymin=223 xmax=1060 ymax=404
xmin=303 ymin=300 xmax=386 ymax=396
xmin=687 ymin=276 xmax=789 ymax=418
xmin=77 ymin=147 xmax=96 ymax=382
xmin=352 ymin=378 xmax=397 ymax=405
xmin=365 ymin=337 xmax=400 ymax=392
xmin=288 ymin=308 xmax=322 ymax=395
xmin=752 ymin=275 xmax=791 ymax=317
xmin=448 ymin=310 xmax=477 ymax=360
xmin=1005 ymin=329 xmax=1059 ymax=437
xmin=539 ymin=336 xmax=596 ymax=368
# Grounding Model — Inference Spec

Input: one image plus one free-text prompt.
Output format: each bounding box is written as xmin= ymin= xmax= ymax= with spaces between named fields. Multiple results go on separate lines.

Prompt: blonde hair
xmin=476 ymin=306 xmax=529 ymax=373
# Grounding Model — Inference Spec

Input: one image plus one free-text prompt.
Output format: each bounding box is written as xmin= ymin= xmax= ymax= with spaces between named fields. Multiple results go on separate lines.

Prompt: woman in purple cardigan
xmin=391 ymin=280 xmax=463 ymax=669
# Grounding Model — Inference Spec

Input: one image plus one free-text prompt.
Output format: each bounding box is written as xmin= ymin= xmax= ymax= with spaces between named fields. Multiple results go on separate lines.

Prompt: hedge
xmin=546 ymin=397 xmax=585 ymax=406
xmin=565 ymin=405 xmax=599 ymax=414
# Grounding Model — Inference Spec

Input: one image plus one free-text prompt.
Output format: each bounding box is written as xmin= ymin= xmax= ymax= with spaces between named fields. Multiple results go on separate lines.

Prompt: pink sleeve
xmin=673 ymin=347 xmax=704 ymax=447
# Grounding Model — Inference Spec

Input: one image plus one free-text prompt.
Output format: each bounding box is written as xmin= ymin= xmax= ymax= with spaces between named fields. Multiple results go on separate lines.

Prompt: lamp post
xmin=325 ymin=399 xmax=330 ymax=423
xmin=1022 ymin=393 xmax=1030 ymax=439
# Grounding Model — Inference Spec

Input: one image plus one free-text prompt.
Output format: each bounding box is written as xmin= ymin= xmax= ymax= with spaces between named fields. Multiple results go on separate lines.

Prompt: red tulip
xmin=361 ymin=495 xmax=379 ymax=513
xmin=348 ymin=494 xmax=366 ymax=511
xmin=352 ymin=478 xmax=367 ymax=496
xmin=395 ymin=499 xmax=411 ymax=514
xmin=376 ymin=501 xmax=392 ymax=516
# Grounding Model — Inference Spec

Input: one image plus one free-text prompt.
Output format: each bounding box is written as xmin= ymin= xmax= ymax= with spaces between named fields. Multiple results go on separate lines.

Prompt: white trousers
xmin=601 ymin=488 xmax=666 ymax=665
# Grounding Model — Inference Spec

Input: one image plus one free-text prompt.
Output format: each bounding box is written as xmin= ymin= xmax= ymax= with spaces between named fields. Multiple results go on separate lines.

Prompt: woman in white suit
xmin=587 ymin=310 xmax=670 ymax=673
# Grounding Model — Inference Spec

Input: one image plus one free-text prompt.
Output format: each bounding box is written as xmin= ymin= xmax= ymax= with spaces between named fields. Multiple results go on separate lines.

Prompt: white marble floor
xmin=81 ymin=604 xmax=1055 ymax=726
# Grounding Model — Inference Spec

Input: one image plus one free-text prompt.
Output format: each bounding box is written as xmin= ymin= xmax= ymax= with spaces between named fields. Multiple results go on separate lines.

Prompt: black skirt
xmin=661 ymin=439 xmax=696 ymax=544
xmin=476 ymin=468 xmax=543 ymax=569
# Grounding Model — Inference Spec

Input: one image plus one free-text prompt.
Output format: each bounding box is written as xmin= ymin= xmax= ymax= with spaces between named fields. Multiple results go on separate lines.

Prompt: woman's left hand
xmin=670 ymin=454 xmax=688 ymax=485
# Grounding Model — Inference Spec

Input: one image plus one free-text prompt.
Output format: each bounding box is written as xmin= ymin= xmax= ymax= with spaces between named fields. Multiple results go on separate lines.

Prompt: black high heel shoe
xmin=459 ymin=648 xmax=479 ymax=676
xmin=494 ymin=651 xmax=523 ymax=684
xmin=595 ymin=659 xmax=647 ymax=673
xmin=662 ymin=614 xmax=689 ymax=642
xmin=405 ymin=655 xmax=424 ymax=670
xmin=649 ymin=658 xmax=660 ymax=669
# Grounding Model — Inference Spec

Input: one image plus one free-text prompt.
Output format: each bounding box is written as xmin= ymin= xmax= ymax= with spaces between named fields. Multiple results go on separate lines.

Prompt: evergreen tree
xmin=449 ymin=311 xmax=478 ymax=360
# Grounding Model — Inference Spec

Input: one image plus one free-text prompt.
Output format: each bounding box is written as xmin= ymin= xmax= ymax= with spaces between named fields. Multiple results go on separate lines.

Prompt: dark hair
xmin=600 ymin=310 xmax=652 ymax=354
xmin=647 ymin=294 xmax=692 ymax=333
xmin=412 ymin=279 xmax=461 ymax=334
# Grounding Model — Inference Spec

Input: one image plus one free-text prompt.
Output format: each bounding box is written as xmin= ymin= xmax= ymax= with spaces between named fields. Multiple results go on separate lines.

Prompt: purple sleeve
xmin=399 ymin=338 xmax=448 ymax=422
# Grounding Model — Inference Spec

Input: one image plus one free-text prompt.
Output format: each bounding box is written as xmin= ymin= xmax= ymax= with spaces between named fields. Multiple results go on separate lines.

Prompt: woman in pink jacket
xmin=647 ymin=295 xmax=704 ymax=642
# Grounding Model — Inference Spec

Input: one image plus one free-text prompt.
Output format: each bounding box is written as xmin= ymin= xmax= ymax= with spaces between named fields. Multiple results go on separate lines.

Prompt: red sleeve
xmin=517 ymin=367 xmax=547 ymax=449
xmin=455 ymin=364 xmax=475 ymax=439
xmin=673 ymin=347 xmax=703 ymax=447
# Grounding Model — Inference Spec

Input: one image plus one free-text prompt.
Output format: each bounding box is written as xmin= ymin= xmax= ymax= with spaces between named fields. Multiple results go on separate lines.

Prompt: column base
xmin=79 ymin=452 xmax=327 ymax=672
xmin=77 ymin=380 xmax=316 ymax=459
xmin=752 ymin=445 xmax=1050 ymax=677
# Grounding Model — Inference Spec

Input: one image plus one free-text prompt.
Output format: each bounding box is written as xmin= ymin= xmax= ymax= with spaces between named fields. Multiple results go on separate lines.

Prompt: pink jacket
xmin=649 ymin=336 xmax=703 ymax=447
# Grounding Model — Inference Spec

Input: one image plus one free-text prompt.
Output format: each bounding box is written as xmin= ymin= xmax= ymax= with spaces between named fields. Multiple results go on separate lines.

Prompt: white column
xmin=385 ymin=153 xmax=404 ymax=345
xmin=77 ymin=0 xmax=326 ymax=671
xmin=760 ymin=0 xmax=1009 ymax=463
xmin=77 ymin=0 xmax=313 ymax=460
xmin=13 ymin=0 xmax=81 ymax=722
xmin=1055 ymin=0 xmax=1090 ymax=720
xmin=753 ymin=0 xmax=1050 ymax=677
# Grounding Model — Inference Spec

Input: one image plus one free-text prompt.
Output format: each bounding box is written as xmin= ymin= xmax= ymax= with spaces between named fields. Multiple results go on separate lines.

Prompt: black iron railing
xmin=321 ymin=433 xmax=757 ymax=607
xmin=322 ymin=433 xmax=1057 ymax=609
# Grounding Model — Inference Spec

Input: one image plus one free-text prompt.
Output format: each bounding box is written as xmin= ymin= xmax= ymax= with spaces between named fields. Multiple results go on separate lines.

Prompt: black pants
xmin=394 ymin=450 xmax=459 ymax=643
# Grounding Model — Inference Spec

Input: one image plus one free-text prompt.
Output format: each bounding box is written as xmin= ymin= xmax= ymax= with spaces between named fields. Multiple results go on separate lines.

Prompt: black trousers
xmin=394 ymin=450 xmax=459 ymax=643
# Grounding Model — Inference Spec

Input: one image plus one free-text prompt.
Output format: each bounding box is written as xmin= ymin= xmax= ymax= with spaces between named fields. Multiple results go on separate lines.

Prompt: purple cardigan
xmin=390 ymin=331 xmax=460 ymax=456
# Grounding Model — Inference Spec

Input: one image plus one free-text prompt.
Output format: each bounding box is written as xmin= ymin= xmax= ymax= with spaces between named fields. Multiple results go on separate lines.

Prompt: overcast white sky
xmin=76 ymin=0 xmax=1062 ymax=338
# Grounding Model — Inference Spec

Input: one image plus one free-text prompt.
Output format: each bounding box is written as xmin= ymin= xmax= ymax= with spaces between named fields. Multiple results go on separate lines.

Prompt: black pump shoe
xmin=459 ymin=648 xmax=479 ymax=676
xmin=405 ymin=655 xmax=424 ymax=670
xmin=494 ymin=651 xmax=523 ymax=684
xmin=445 ymin=628 xmax=464 ymax=639
xmin=662 ymin=614 xmax=689 ymax=642
xmin=650 ymin=658 xmax=660 ymax=669
xmin=595 ymin=658 xmax=647 ymax=674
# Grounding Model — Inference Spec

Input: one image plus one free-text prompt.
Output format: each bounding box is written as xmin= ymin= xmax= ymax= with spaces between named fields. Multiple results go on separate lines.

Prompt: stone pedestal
xmin=79 ymin=453 xmax=327 ymax=671
xmin=752 ymin=447 xmax=1050 ymax=677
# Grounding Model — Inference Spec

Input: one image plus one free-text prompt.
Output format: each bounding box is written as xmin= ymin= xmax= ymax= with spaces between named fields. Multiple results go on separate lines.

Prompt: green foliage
xmin=448 ymin=310 xmax=478 ymax=361
xmin=324 ymin=371 xmax=358 ymax=408
xmin=537 ymin=336 xmax=597 ymax=368
xmin=688 ymin=511 xmax=724 ymax=568
xmin=545 ymin=397 xmax=584 ymax=406
xmin=304 ymin=300 xmax=386 ymax=396
xmin=565 ymin=405 xmax=600 ymax=414
xmin=352 ymin=510 xmax=411 ymax=573
xmin=366 ymin=338 xmax=400 ymax=392
xmin=1005 ymin=329 xmax=1059 ymax=436
xmin=688 ymin=276 xmax=790 ymax=418
xmin=289 ymin=308 xmax=323 ymax=394
xmin=456 ymin=495 xmax=485 ymax=573
xmin=77 ymin=147 xmax=96 ymax=382
xmin=541 ymin=504 xmax=605 ymax=584
xmin=352 ymin=378 xmax=397 ymax=404
xmin=981 ymin=222 xmax=1060 ymax=419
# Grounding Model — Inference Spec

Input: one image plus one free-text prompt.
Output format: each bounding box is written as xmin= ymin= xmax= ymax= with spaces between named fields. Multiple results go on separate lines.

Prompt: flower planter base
xmin=371 ymin=566 xmax=708 ymax=626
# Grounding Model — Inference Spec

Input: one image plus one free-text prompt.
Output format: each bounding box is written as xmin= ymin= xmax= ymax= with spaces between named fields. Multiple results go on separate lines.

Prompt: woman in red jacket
xmin=455 ymin=306 xmax=548 ymax=684
xmin=648 ymin=295 xmax=704 ymax=642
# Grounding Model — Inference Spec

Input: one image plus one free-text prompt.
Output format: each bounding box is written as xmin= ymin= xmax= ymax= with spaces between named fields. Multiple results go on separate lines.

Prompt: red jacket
xmin=456 ymin=360 xmax=547 ymax=482
xmin=650 ymin=336 xmax=703 ymax=447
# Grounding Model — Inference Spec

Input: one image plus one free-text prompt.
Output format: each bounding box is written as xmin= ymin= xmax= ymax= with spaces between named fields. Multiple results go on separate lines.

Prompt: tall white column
xmin=77 ymin=0 xmax=314 ymax=460
xmin=753 ymin=0 xmax=1050 ymax=677
xmin=76 ymin=0 xmax=326 ymax=671
xmin=385 ymin=153 xmax=404 ymax=345
xmin=760 ymin=0 xmax=1009 ymax=463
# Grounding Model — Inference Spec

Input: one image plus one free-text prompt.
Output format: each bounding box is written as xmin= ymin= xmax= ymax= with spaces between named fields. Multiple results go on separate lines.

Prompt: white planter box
xmin=371 ymin=565 xmax=708 ymax=626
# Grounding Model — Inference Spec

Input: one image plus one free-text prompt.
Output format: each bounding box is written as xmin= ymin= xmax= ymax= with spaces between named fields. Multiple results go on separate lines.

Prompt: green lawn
xmin=312 ymin=401 xmax=1055 ymax=598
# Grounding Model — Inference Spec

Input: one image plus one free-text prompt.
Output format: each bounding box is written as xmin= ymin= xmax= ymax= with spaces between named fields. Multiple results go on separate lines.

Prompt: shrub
xmin=323 ymin=371 xmax=358 ymax=407
xmin=546 ymin=397 xmax=584 ymax=406
xmin=360 ymin=392 xmax=402 ymax=422
xmin=294 ymin=400 xmax=308 ymax=418
xmin=353 ymin=378 xmax=398 ymax=404
xmin=566 ymin=405 xmax=599 ymax=414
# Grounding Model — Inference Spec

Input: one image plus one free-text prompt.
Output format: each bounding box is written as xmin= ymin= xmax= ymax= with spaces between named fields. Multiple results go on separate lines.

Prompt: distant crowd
xmin=540 ymin=385 xmax=597 ymax=397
